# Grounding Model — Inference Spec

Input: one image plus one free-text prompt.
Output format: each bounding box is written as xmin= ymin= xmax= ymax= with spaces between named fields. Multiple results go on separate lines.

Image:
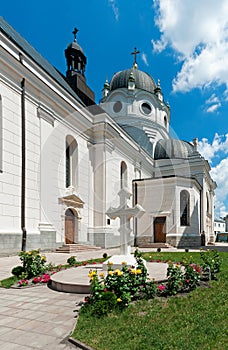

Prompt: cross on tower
xmin=131 ymin=47 xmax=140 ymax=65
xmin=72 ymin=27 xmax=78 ymax=42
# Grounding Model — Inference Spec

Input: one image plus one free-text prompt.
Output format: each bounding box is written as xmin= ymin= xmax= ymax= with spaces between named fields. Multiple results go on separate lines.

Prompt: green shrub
xmin=11 ymin=265 xmax=25 ymax=277
xmin=67 ymin=256 xmax=77 ymax=266
xmin=200 ymin=249 xmax=222 ymax=280
xmin=166 ymin=262 xmax=184 ymax=295
xmin=19 ymin=250 xmax=47 ymax=279
xmin=182 ymin=263 xmax=201 ymax=291
xmin=81 ymin=291 xmax=117 ymax=317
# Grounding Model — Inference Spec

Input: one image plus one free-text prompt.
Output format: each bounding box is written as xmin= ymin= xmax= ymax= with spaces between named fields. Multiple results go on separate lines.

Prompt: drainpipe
xmin=21 ymin=78 xmax=27 ymax=251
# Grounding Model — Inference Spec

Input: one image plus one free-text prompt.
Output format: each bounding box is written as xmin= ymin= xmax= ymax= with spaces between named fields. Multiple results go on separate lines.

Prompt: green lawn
xmin=72 ymin=252 xmax=228 ymax=350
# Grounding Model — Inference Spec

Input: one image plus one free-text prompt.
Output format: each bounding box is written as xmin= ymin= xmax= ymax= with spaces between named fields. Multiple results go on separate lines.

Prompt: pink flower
xmin=18 ymin=279 xmax=28 ymax=286
xmin=41 ymin=274 xmax=51 ymax=283
xmin=157 ymin=284 xmax=166 ymax=291
xmin=32 ymin=276 xmax=42 ymax=284
xmin=185 ymin=279 xmax=190 ymax=283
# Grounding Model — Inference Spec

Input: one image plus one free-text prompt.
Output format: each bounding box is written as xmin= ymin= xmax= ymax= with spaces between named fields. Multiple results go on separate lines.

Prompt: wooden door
xmin=154 ymin=217 xmax=166 ymax=243
xmin=65 ymin=209 xmax=75 ymax=244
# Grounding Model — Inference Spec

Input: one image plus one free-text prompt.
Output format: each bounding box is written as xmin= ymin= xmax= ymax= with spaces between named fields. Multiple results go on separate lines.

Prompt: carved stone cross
xmin=106 ymin=187 xmax=145 ymax=255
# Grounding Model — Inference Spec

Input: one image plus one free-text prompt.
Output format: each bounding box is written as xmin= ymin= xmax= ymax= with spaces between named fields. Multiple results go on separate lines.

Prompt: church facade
xmin=0 ymin=17 xmax=216 ymax=254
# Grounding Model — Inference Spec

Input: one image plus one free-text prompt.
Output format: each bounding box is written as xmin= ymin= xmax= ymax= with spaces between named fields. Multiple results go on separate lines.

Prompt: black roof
xmin=0 ymin=16 xmax=83 ymax=105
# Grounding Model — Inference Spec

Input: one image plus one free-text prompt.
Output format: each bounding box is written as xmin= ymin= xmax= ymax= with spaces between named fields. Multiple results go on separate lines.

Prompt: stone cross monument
xmin=103 ymin=187 xmax=145 ymax=269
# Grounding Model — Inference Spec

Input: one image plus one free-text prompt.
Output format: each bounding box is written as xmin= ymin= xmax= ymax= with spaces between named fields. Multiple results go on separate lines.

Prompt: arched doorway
xmin=65 ymin=208 xmax=78 ymax=244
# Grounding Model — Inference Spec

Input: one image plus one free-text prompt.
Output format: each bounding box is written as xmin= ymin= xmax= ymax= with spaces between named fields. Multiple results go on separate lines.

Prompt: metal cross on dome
xmin=72 ymin=27 xmax=78 ymax=41
xmin=131 ymin=47 xmax=140 ymax=65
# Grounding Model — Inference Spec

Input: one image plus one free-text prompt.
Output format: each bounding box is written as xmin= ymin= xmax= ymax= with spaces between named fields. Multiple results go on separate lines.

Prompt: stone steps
xmin=137 ymin=242 xmax=172 ymax=249
xmin=56 ymin=244 xmax=101 ymax=254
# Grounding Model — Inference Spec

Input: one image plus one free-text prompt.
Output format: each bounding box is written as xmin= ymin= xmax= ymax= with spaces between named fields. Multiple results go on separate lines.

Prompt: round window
xmin=113 ymin=101 xmax=122 ymax=113
xmin=141 ymin=102 xmax=152 ymax=115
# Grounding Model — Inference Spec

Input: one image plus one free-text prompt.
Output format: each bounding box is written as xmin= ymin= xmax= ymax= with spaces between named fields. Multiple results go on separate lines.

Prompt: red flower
xmin=41 ymin=274 xmax=51 ymax=283
xmin=157 ymin=285 xmax=166 ymax=291
xmin=32 ymin=276 xmax=42 ymax=284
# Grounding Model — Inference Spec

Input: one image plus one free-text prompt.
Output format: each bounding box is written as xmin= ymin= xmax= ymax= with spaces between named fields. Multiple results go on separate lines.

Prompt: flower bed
xmin=80 ymin=249 xmax=222 ymax=317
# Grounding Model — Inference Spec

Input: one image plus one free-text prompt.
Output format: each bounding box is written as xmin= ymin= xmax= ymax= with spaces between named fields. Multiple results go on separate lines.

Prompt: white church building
xmin=0 ymin=17 xmax=216 ymax=254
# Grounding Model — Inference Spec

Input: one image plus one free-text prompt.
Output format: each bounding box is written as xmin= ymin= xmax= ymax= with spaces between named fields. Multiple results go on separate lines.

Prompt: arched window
xmin=120 ymin=161 xmax=127 ymax=189
xmin=206 ymin=192 xmax=210 ymax=214
xmin=0 ymin=95 xmax=2 ymax=172
xmin=66 ymin=135 xmax=78 ymax=188
xmin=180 ymin=190 xmax=190 ymax=226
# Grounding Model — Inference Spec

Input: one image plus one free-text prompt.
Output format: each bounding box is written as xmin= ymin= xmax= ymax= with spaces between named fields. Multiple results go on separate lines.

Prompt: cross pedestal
xmin=103 ymin=188 xmax=145 ymax=270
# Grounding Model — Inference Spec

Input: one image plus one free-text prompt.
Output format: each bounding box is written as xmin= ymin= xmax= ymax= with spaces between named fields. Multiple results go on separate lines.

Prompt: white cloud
xmin=198 ymin=133 xmax=228 ymax=217
xmin=153 ymin=0 xmax=228 ymax=95
xmin=198 ymin=133 xmax=228 ymax=162
xmin=206 ymin=94 xmax=220 ymax=105
xmin=109 ymin=0 xmax=119 ymax=21
xmin=206 ymin=103 xmax=221 ymax=113
xmin=141 ymin=52 xmax=149 ymax=66
xmin=211 ymin=158 xmax=228 ymax=217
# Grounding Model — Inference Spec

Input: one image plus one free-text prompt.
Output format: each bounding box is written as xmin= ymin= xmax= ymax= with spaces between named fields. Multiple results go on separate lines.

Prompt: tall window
xmin=0 ymin=95 xmax=2 ymax=172
xmin=120 ymin=161 xmax=127 ymax=189
xmin=66 ymin=135 xmax=78 ymax=188
xmin=180 ymin=190 xmax=190 ymax=226
xmin=206 ymin=192 xmax=210 ymax=214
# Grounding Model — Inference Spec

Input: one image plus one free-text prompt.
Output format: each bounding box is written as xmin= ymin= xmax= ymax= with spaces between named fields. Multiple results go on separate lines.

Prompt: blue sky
xmin=1 ymin=0 xmax=228 ymax=218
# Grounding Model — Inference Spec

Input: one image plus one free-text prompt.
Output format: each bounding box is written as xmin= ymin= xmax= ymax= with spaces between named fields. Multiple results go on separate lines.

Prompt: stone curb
xmin=68 ymin=337 xmax=94 ymax=350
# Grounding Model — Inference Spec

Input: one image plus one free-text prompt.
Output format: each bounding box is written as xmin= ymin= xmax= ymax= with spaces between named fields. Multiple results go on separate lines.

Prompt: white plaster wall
xmin=135 ymin=178 xmax=201 ymax=240
xmin=0 ymin=82 xmax=22 ymax=233
xmin=25 ymin=100 xmax=40 ymax=234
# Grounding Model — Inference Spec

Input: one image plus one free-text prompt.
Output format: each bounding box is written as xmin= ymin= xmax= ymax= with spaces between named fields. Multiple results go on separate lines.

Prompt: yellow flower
xmin=131 ymin=269 xmax=137 ymax=274
xmin=121 ymin=261 xmax=127 ymax=265
xmin=136 ymin=269 xmax=142 ymax=274
xmin=117 ymin=298 xmax=122 ymax=302
xmin=114 ymin=269 xmax=123 ymax=276
xmin=99 ymin=272 xmax=104 ymax=277
xmin=88 ymin=270 xmax=97 ymax=279
xmin=108 ymin=261 xmax=113 ymax=265
xmin=108 ymin=270 xmax=113 ymax=275
xmin=41 ymin=256 xmax=46 ymax=261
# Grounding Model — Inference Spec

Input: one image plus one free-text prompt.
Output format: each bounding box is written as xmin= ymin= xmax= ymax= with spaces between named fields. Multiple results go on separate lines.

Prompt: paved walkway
xmin=0 ymin=286 xmax=85 ymax=349
xmin=0 ymin=244 xmax=227 ymax=349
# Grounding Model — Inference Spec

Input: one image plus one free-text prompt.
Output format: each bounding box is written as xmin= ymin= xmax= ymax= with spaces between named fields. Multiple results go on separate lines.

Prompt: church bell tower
xmin=65 ymin=28 xmax=95 ymax=106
